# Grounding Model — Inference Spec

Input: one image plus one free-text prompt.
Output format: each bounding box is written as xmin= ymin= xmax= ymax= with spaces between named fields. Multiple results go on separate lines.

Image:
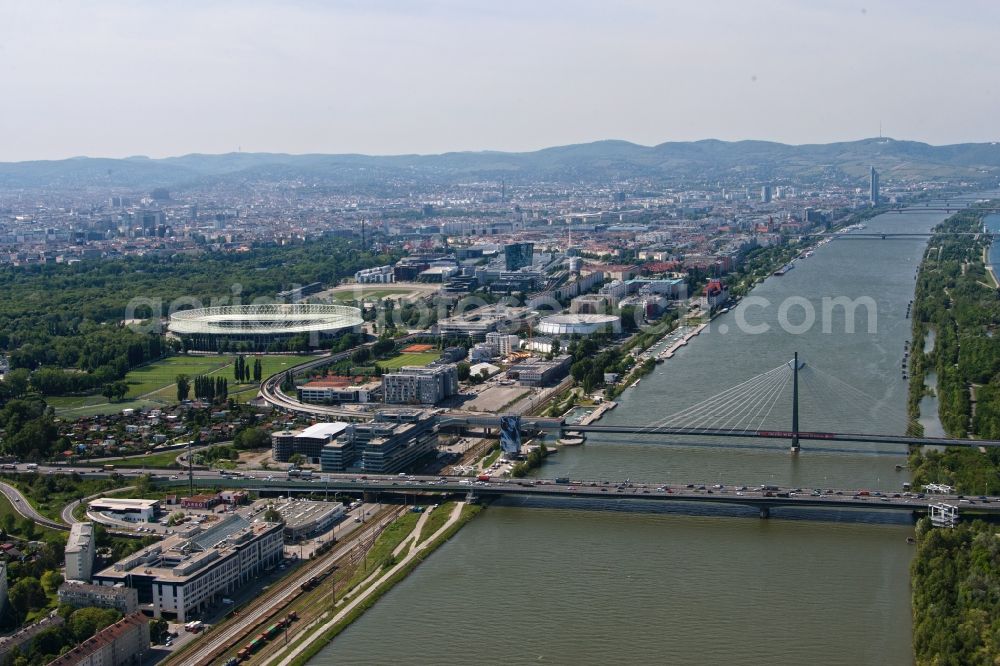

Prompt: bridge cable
xmin=664 ymin=366 xmax=791 ymax=433
xmin=706 ymin=370 xmax=791 ymax=432
xmin=638 ymin=364 xmax=789 ymax=432
xmin=664 ymin=366 xmax=791 ymax=432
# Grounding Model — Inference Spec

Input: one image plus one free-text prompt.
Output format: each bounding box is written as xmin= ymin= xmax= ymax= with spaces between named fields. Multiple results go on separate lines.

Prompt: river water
xmin=311 ymin=205 xmax=962 ymax=665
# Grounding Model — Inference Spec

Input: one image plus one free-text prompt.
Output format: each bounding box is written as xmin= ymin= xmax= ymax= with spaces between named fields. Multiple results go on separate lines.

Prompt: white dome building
xmin=537 ymin=313 xmax=621 ymax=337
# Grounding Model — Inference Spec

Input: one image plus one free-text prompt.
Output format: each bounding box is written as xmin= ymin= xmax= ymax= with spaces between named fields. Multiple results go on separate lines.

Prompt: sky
xmin=1 ymin=0 xmax=998 ymax=161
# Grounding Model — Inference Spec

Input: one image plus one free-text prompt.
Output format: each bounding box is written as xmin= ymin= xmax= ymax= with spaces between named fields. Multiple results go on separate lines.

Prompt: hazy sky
xmin=1 ymin=0 xmax=998 ymax=161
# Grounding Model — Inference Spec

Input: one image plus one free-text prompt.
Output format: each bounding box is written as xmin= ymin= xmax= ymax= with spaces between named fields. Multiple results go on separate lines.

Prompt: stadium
xmin=168 ymin=304 xmax=363 ymax=351
xmin=537 ymin=313 xmax=621 ymax=337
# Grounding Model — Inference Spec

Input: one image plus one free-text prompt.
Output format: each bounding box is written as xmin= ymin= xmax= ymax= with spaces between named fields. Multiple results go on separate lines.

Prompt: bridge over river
xmin=148 ymin=472 xmax=1000 ymax=521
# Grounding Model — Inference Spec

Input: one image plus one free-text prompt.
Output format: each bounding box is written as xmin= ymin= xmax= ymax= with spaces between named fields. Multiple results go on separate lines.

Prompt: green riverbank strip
xmin=906 ymin=204 xmax=1000 ymax=666
xmin=906 ymin=205 xmax=1000 ymax=491
xmin=287 ymin=503 xmax=483 ymax=666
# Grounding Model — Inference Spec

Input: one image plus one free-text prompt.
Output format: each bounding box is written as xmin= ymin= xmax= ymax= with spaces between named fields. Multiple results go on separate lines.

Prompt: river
xmin=311 ymin=205 xmax=961 ymax=665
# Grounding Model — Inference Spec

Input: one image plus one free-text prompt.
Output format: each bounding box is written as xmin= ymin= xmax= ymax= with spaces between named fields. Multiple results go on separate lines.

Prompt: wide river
xmin=312 ymin=204 xmax=963 ymax=665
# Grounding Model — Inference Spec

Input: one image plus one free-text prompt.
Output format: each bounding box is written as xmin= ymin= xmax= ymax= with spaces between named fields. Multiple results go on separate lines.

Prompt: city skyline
xmin=2 ymin=0 xmax=1000 ymax=161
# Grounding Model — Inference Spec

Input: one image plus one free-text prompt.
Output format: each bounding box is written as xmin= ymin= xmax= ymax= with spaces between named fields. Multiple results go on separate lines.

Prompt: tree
xmin=289 ymin=453 xmax=305 ymax=466
xmin=135 ymin=473 xmax=153 ymax=495
xmin=456 ymin=362 xmax=471 ymax=382
xmin=551 ymin=338 xmax=560 ymax=355
xmin=69 ymin=607 xmax=122 ymax=642
xmin=234 ymin=427 xmax=269 ymax=450
xmin=253 ymin=358 xmax=262 ymax=383
xmin=19 ymin=517 xmax=36 ymax=540
xmin=2 ymin=368 xmax=30 ymax=398
xmin=176 ymin=374 xmax=190 ymax=402
xmin=112 ymin=381 xmax=128 ymax=401
xmin=150 ymin=618 xmax=169 ymax=644
xmin=8 ymin=577 xmax=46 ymax=618
xmin=40 ymin=570 xmax=64 ymax=596
xmin=351 ymin=347 xmax=371 ymax=364
xmin=263 ymin=506 xmax=284 ymax=523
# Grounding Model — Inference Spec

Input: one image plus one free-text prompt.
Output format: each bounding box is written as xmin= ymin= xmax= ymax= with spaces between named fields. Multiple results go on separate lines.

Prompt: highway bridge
xmin=126 ymin=470 xmax=1000 ymax=521
xmin=7 ymin=462 xmax=997 ymax=523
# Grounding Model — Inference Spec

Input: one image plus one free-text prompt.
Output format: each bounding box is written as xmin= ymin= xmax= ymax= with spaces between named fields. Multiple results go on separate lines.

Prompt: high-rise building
xmin=504 ymin=242 xmax=534 ymax=271
xmin=869 ymin=166 xmax=880 ymax=205
xmin=760 ymin=185 xmax=772 ymax=203
xmin=65 ymin=522 xmax=95 ymax=582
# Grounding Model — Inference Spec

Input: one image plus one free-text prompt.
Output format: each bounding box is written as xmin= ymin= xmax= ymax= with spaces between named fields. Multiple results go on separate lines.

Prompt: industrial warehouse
xmin=167 ymin=303 xmax=363 ymax=351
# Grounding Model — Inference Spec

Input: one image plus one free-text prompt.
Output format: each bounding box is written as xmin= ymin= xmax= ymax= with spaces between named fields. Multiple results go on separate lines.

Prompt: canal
xmin=311 ymin=205 xmax=960 ymax=665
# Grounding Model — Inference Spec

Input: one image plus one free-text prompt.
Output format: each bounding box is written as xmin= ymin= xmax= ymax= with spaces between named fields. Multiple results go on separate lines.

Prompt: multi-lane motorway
xmin=8 ymin=463 xmax=998 ymax=525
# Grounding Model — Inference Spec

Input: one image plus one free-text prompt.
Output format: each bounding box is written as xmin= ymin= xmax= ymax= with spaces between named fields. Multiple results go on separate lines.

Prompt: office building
xmin=65 ymin=522 xmax=96 ymax=582
xmin=382 ymin=364 xmax=458 ymax=405
xmin=93 ymin=516 xmax=283 ymax=622
xmin=870 ymin=166 xmax=880 ymax=205
xmin=354 ymin=265 xmax=394 ymax=284
xmin=265 ymin=499 xmax=346 ymax=542
xmin=507 ymin=355 xmax=572 ymax=386
xmin=485 ymin=332 xmax=520 ymax=356
xmin=296 ymin=379 xmax=378 ymax=405
xmin=504 ymin=242 xmax=534 ymax=271
xmin=271 ymin=422 xmax=349 ymax=462
xmin=58 ymin=581 xmax=139 ymax=614
xmin=320 ymin=410 xmax=437 ymax=474
xmin=87 ymin=498 xmax=159 ymax=523
xmin=761 ymin=185 xmax=772 ymax=203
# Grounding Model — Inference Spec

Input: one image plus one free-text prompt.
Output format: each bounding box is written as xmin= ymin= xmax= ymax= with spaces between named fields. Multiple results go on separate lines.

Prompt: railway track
xmin=168 ymin=506 xmax=403 ymax=666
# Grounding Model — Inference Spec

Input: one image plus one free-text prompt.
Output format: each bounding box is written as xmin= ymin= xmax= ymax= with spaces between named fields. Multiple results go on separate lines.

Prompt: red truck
xmin=477 ymin=474 xmax=491 ymax=482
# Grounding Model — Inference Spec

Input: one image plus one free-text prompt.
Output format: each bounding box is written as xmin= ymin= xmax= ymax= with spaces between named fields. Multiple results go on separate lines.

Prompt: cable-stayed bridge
xmin=444 ymin=353 xmax=1000 ymax=451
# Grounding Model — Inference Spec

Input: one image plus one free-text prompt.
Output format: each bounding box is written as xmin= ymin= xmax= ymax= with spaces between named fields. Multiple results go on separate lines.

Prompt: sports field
xmin=376 ymin=351 xmax=441 ymax=369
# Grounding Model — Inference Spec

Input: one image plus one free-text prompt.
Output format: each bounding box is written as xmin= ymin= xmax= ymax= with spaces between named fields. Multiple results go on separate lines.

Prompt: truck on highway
xmin=477 ymin=474 xmax=491 ymax=482
xmin=25 ymin=463 xmax=38 ymax=471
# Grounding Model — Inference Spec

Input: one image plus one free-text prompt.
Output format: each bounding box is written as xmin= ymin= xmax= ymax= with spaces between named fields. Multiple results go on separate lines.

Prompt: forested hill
xmin=2 ymin=138 xmax=1000 ymax=189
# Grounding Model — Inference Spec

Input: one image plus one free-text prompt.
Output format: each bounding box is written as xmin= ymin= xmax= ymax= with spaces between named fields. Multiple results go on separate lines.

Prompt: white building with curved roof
xmin=168 ymin=304 xmax=363 ymax=351
xmin=537 ymin=313 xmax=621 ymax=337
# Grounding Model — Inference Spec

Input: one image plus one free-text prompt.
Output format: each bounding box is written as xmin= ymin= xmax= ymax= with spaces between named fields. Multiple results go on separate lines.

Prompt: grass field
xmin=331 ymin=287 xmax=415 ymax=302
xmin=126 ymin=356 xmax=234 ymax=398
xmin=50 ymin=354 xmax=317 ymax=417
xmin=376 ymin=351 xmax=441 ymax=369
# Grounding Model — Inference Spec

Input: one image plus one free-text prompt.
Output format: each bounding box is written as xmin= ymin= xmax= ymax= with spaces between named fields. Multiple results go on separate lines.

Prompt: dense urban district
xmin=0 ymin=139 xmax=998 ymax=665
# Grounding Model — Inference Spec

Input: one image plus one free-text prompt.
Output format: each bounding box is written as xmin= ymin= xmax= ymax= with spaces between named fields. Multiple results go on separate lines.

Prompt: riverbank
xmin=911 ymin=517 xmax=1000 ymax=665
xmin=907 ymin=205 xmax=1000 ymax=493
xmin=274 ymin=502 xmax=483 ymax=666
xmin=906 ymin=205 xmax=1000 ymax=666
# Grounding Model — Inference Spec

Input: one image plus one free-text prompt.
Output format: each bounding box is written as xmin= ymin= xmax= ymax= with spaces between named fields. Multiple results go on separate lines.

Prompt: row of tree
xmin=176 ymin=375 xmax=229 ymax=403
xmin=234 ymin=355 xmax=263 ymax=383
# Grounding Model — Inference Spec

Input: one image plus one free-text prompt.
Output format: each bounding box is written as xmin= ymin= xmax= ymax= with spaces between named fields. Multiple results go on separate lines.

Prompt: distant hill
xmin=1 ymin=137 xmax=999 ymax=191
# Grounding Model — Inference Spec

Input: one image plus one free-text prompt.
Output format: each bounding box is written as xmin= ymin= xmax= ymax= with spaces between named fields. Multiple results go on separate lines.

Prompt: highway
xmin=0 ymin=480 xmax=69 ymax=531
xmin=8 ymin=464 xmax=998 ymax=523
